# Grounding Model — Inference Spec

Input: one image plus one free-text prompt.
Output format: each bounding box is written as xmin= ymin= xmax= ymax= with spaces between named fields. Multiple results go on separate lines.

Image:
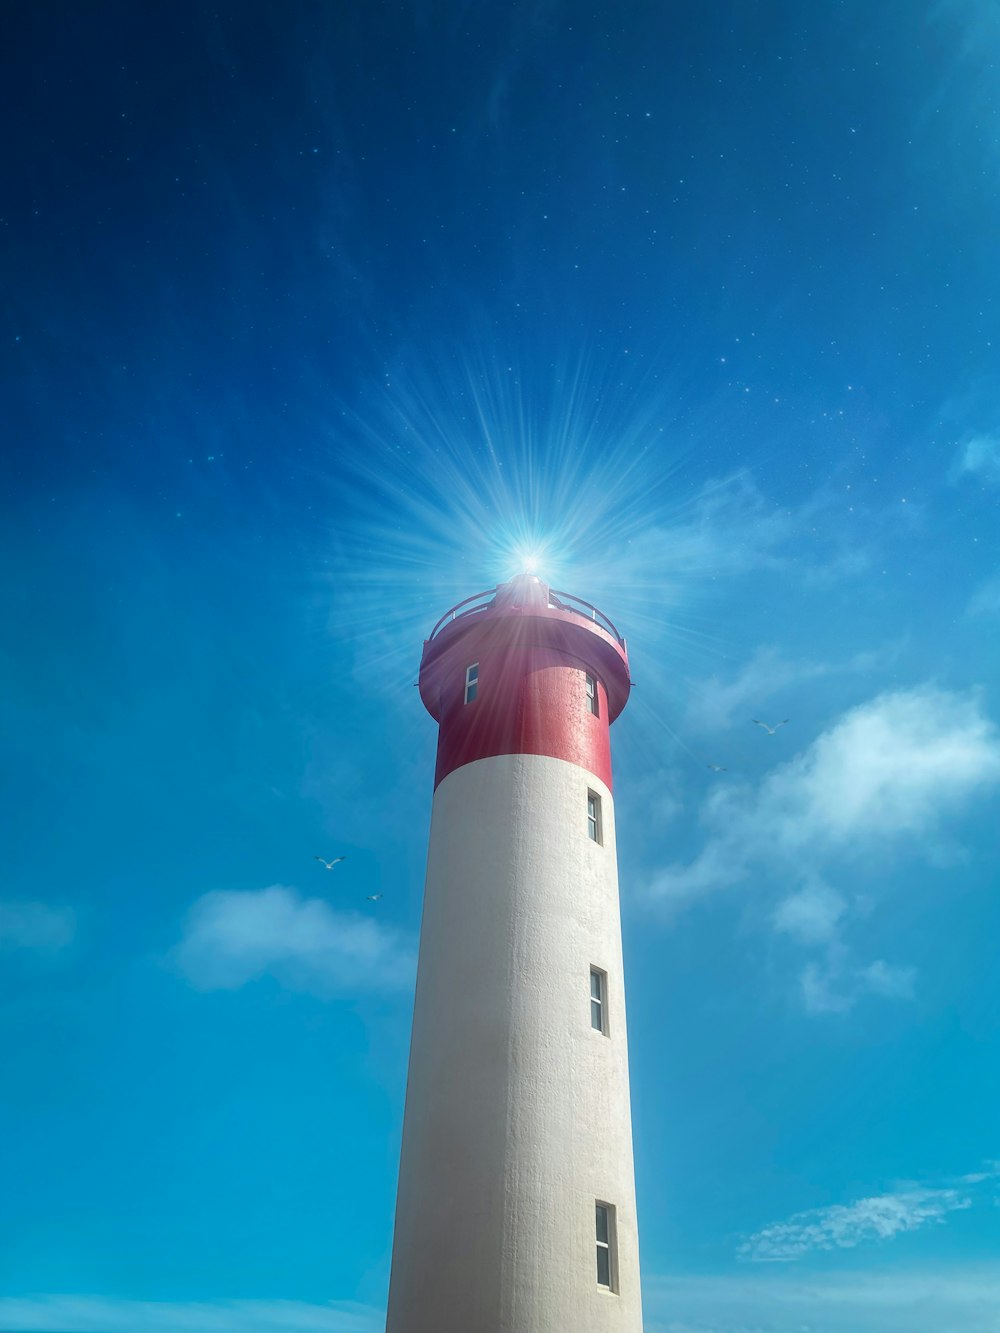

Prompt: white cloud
xmin=647 ymin=686 xmax=999 ymax=1011
xmin=967 ymin=573 xmax=1000 ymax=617
xmin=9 ymin=1265 xmax=1000 ymax=1333
xmin=953 ymin=433 xmax=1000 ymax=484
xmin=173 ymin=886 xmax=415 ymax=996
xmin=799 ymin=955 xmax=917 ymax=1015
xmin=739 ymin=1187 xmax=973 ymax=1263
xmin=860 ymin=959 xmax=917 ymax=1000
xmin=0 ymin=1296 xmax=382 ymax=1333
xmin=683 ymin=646 xmax=889 ymax=735
xmin=559 ymin=473 xmax=879 ymax=638
xmin=622 ymin=473 xmax=872 ymax=589
xmin=644 ymin=1264 xmax=1000 ymax=1333
xmin=799 ymin=959 xmax=855 ymax=1014
xmin=0 ymin=900 xmax=75 ymax=951
xmin=649 ymin=686 xmax=1000 ymax=910
xmin=773 ymin=880 xmax=845 ymax=944
xmin=684 ymin=647 xmax=832 ymax=733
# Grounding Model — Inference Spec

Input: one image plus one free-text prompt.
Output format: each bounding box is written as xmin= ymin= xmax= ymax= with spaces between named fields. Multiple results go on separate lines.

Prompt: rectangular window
xmin=587 ymin=790 xmax=602 ymax=843
xmin=464 ymin=662 xmax=479 ymax=704
xmin=585 ymin=672 xmax=600 ymax=717
xmin=590 ymin=968 xmax=607 ymax=1034
xmin=595 ymin=1202 xmax=617 ymax=1290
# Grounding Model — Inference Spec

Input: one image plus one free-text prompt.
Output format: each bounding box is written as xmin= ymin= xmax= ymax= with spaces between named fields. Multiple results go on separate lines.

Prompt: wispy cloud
xmin=173 ymin=886 xmax=415 ymax=996
xmin=10 ymin=1263 xmax=1000 ymax=1333
xmin=0 ymin=899 xmax=75 ymax=951
xmin=684 ymin=647 xmax=832 ymax=734
xmin=859 ymin=958 xmax=918 ymax=1000
xmin=644 ymin=1263 xmax=1000 ymax=1333
xmin=952 ymin=432 xmax=1000 ymax=484
xmin=614 ymin=473 xmax=873 ymax=599
xmin=772 ymin=878 xmax=846 ymax=945
xmin=737 ymin=1172 xmax=999 ymax=1263
xmin=646 ymin=685 xmax=1000 ymax=1010
xmin=683 ymin=646 xmax=887 ymax=735
xmin=798 ymin=953 xmax=917 ymax=1015
xmin=0 ymin=1296 xmax=383 ymax=1333
xmin=649 ymin=686 xmax=1000 ymax=911
xmin=967 ymin=572 xmax=1000 ymax=616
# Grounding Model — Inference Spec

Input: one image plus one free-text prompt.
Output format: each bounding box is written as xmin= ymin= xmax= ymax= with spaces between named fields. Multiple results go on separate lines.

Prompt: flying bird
xmin=314 ymin=855 xmax=346 ymax=869
xmin=366 ymin=893 xmax=383 ymax=902
xmin=752 ymin=718 xmax=789 ymax=735
xmin=706 ymin=764 xmax=727 ymax=772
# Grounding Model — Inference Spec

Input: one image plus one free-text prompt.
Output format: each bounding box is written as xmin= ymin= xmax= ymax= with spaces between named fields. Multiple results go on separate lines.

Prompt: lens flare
xmin=514 ymin=546 xmax=545 ymax=576
xmin=295 ymin=333 xmax=768 ymax=777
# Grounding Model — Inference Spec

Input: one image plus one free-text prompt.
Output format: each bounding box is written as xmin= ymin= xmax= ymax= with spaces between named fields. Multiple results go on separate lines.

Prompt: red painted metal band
xmin=418 ymin=592 xmax=631 ymax=791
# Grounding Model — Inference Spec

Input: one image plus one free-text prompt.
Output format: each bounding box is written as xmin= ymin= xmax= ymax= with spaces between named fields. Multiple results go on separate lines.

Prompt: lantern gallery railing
xmin=549 ymin=589 xmax=624 ymax=645
xmin=428 ymin=585 xmax=624 ymax=646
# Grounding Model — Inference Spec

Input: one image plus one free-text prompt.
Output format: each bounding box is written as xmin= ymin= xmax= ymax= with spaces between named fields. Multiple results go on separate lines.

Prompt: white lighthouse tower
xmin=385 ymin=573 xmax=643 ymax=1332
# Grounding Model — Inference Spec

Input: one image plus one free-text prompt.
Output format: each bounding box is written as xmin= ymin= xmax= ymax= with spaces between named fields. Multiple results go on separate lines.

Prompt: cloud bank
xmin=173 ymin=886 xmax=415 ymax=996
xmin=8 ymin=1272 xmax=1000 ymax=1333
xmin=0 ymin=1296 xmax=382 ymax=1333
xmin=647 ymin=685 xmax=1000 ymax=1010
xmin=650 ymin=686 xmax=1000 ymax=912
xmin=644 ymin=1263 xmax=1000 ymax=1333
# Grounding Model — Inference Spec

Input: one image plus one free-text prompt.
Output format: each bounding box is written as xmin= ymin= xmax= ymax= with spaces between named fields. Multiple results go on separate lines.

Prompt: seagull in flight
xmin=366 ymin=893 xmax=383 ymax=902
xmin=706 ymin=763 xmax=727 ymax=772
xmin=315 ymin=855 xmax=346 ymax=869
xmin=752 ymin=718 xmax=789 ymax=735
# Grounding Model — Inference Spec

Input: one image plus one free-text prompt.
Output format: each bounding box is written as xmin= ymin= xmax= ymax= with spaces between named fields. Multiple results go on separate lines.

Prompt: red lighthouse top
xmin=419 ymin=574 xmax=631 ymax=790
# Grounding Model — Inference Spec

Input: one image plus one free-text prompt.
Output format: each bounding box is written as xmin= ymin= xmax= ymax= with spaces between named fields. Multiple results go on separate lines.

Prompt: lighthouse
xmin=385 ymin=573 xmax=643 ymax=1332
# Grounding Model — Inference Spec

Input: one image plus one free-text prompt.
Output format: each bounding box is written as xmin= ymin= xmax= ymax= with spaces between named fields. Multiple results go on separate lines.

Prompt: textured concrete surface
xmin=386 ymin=752 xmax=643 ymax=1333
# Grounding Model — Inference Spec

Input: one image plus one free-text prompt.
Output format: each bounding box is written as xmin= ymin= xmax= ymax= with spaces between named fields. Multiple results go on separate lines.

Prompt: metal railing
xmin=428 ymin=585 xmax=624 ymax=645
xmin=548 ymin=589 xmax=624 ymax=644
xmin=427 ymin=589 xmax=496 ymax=640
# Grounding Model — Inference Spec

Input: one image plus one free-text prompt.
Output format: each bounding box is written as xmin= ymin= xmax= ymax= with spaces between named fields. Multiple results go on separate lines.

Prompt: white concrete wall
xmin=386 ymin=752 xmax=643 ymax=1333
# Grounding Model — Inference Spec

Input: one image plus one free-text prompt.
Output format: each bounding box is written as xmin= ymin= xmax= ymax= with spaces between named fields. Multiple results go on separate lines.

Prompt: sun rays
xmin=315 ymin=340 xmax=716 ymax=621
xmin=293 ymin=335 xmax=793 ymax=785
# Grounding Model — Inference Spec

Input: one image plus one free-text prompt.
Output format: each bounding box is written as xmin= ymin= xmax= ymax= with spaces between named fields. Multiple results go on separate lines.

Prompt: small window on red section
xmin=464 ymin=662 xmax=479 ymax=704
xmin=585 ymin=672 xmax=600 ymax=717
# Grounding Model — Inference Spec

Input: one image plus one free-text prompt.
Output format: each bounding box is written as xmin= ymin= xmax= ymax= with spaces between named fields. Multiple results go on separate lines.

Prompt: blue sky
xmin=3 ymin=2 xmax=1000 ymax=1330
